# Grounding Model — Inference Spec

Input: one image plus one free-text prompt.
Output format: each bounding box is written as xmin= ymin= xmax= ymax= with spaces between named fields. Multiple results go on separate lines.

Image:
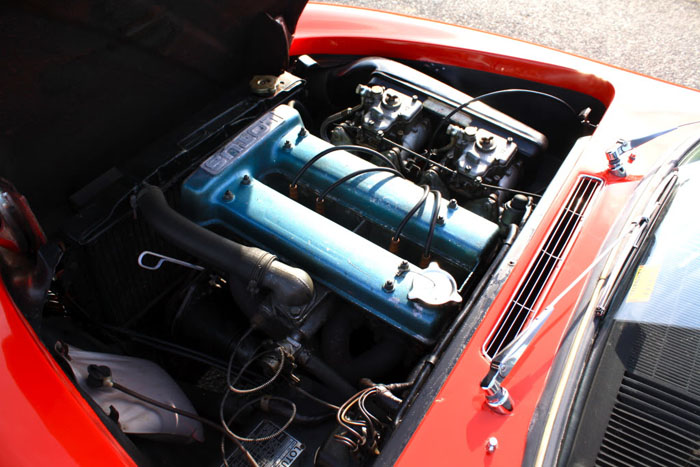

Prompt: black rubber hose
xmin=423 ymin=190 xmax=442 ymax=257
xmin=393 ymin=185 xmax=430 ymax=241
xmin=317 ymin=167 xmax=403 ymax=202
xmin=260 ymin=398 xmax=334 ymax=425
xmin=428 ymin=89 xmax=577 ymax=148
xmin=297 ymin=349 xmax=356 ymax=399
xmin=290 ymin=145 xmax=401 ymax=188
xmin=319 ymin=104 xmax=361 ymax=141
xmin=136 ymin=185 xmax=314 ymax=307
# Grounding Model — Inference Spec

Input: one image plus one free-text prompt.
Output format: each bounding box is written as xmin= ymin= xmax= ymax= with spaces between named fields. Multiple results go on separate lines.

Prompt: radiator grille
xmin=596 ymin=372 xmax=700 ymax=466
xmin=67 ymin=214 xmax=187 ymax=325
xmin=484 ymin=176 xmax=601 ymax=358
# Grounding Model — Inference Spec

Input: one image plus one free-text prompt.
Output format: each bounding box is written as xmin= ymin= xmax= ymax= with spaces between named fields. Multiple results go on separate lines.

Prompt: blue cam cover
xmin=181 ymin=105 xmax=499 ymax=344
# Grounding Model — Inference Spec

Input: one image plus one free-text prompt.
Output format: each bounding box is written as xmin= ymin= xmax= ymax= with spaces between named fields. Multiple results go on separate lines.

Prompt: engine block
xmin=181 ymin=105 xmax=499 ymax=343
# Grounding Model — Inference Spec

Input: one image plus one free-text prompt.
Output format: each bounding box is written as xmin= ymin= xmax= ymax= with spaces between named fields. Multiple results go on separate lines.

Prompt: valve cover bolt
xmin=396 ymin=260 xmax=410 ymax=276
xmin=383 ymin=280 xmax=395 ymax=293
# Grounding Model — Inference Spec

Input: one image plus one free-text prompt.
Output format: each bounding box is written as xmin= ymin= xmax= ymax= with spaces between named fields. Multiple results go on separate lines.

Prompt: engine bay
xmin=3 ymin=54 xmax=604 ymax=466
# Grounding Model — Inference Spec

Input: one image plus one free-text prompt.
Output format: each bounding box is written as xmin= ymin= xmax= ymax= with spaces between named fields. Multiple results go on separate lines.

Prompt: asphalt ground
xmin=324 ymin=0 xmax=700 ymax=90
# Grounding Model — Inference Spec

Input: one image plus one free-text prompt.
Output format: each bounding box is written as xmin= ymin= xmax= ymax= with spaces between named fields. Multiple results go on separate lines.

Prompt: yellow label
xmin=626 ymin=265 xmax=660 ymax=303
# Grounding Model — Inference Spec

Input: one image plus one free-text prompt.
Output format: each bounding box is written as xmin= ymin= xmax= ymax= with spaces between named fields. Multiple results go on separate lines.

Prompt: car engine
xmin=179 ymin=102 xmax=497 ymax=344
xmin=5 ymin=53 xmax=601 ymax=467
xmin=160 ymin=58 xmax=551 ymax=347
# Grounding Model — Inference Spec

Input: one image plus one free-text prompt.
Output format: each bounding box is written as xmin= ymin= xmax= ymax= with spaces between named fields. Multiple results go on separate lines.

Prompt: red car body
xmin=2 ymin=2 xmax=700 ymax=466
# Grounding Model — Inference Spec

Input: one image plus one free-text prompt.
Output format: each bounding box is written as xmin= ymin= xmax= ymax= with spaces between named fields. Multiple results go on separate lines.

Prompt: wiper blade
xmin=480 ymin=218 xmax=647 ymax=414
xmin=594 ymin=171 xmax=678 ymax=317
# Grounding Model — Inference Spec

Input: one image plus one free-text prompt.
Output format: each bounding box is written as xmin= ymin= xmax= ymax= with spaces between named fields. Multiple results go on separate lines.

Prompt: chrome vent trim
xmin=484 ymin=176 xmax=602 ymax=358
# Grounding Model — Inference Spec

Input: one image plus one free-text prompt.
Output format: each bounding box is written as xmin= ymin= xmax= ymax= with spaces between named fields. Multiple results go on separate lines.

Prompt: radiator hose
xmin=136 ymin=185 xmax=314 ymax=307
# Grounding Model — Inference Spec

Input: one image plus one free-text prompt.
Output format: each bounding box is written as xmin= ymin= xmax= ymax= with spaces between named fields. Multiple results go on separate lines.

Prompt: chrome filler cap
xmin=408 ymin=262 xmax=462 ymax=307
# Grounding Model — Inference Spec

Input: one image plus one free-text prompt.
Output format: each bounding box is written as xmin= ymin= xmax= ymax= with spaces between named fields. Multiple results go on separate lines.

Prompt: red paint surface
xmin=2 ymin=2 xmax=700 ymax=465
xmin=0 ymin=281 xmax=135 ymax=466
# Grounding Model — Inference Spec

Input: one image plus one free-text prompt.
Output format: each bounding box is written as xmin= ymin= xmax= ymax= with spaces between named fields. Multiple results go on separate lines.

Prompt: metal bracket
xmin=605 ymin=139 xmax=630 ymax=177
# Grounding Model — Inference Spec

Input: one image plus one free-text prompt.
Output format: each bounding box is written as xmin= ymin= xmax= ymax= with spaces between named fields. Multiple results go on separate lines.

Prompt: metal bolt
xmin=437 ymin=215 xmax=445 ymax=225
xmin=507 ymin=136 xmax=514 ymax=143
xmin=396 ymin=260 xmax=410 ymax=276
xmin=412 ymin=95 xmax=419 ymax=102
xmin=298 ymin=127 xmax=307 ymax=138
xmin=283 ymin=140 xmax=292 ymax=150
xmin=465 ymin=126 xmax=478 ymax=141
xmin=370 ymin=85 xmax=384 ymax=97
xmin=241 ymin=175 xmax=251 ymax=185
xmin=480 ymin=135 xmax=494 ymax=145
xmin=486 ymin=437 xmax=498 ymax=454
xmin=223 ymin=190 xmax=234 ymax=201
xmin=384 ymin=91 xmax=401 ymax=108
xmin=448 ymin=199 xmax=458 ymax=209
xmin=383 ymin=280 xmax=395 ymax=293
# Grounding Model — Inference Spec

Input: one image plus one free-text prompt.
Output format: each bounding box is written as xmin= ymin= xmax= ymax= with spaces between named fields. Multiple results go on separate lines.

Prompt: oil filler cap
xmin=407 ymin=262 xmax=462 ymax=307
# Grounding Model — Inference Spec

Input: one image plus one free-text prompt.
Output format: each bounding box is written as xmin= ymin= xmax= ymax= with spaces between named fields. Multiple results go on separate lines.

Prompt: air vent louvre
xmin=595 ymin=372 xmax=700 ymax=466
xmin=484 ymin=176 xmax=601 ymax=358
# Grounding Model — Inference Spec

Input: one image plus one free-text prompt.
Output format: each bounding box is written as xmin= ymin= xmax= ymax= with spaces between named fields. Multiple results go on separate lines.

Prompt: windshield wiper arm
xmin=480 ymin=219 xmax=646 ymax=414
